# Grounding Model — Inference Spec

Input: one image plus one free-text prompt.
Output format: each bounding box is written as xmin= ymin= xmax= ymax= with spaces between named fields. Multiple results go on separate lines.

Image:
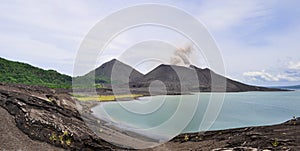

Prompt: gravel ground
xmin=0 ymin=107 xmax=63 ymax=151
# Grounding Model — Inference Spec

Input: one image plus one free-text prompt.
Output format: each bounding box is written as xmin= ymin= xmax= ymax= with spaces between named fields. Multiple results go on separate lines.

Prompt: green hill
xmin=0 ymin=57 xmax=71 ymax=88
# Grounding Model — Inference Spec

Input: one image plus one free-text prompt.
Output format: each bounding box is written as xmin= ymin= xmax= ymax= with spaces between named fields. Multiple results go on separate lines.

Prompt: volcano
xmin=79 ymin=59 xmax=283 ymax=93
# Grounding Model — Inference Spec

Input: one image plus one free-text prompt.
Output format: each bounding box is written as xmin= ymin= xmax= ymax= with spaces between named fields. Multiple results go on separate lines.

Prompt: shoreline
xmin=84 ymin=96 xmax=300 ymax=150
xmin=49 ymin=94 xmax=300 ymax=150
xmin=77 ymin=100 xmax=163 ymax=149
xmin=72 ymin=88 xmax=293 ymax=102
xmin=0 ymin=83 xmax=299 ymax=150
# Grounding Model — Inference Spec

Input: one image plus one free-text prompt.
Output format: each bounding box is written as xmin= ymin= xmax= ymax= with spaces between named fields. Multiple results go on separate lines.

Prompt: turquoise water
xmin=92 ymin=91 xmax=300 ymax=140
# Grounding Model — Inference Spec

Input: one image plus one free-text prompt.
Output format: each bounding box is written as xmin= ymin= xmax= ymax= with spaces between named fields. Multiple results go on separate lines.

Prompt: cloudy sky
xmin=1 ymin=0 xmax=300 ymax=86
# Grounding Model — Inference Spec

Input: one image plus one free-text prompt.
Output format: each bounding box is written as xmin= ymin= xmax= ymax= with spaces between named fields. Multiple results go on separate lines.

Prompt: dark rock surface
xmin=0 ymin=107 xmax=63 ymax=150
xmin=0 ymin=83 xmax=120 ymax=150
xmin=75 ymin=59 xmax=144 ymax=85
xmin=146 ymin=118 xmax=300 ymax=151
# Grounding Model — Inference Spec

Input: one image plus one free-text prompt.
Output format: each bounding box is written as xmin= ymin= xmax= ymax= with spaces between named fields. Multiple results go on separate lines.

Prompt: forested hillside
xmin=0 ymin=57 xmax=71 ymax=88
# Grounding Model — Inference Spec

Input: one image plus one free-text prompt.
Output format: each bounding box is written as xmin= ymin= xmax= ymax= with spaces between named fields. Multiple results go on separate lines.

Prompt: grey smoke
xmin=170 ymin=45 xmax=192 ymax=66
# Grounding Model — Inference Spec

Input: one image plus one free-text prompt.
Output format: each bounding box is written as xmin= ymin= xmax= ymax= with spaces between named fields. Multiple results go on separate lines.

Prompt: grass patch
xmin=75 ymin=94 xmax=143 ymax=101
xmin=49 ymin=130 xmax=72 ymax=146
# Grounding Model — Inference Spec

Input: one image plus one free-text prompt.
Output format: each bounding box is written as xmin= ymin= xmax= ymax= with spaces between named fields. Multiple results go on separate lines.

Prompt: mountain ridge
xmin=0 ymin=57 xmax=284 ymax=92
xmin=79 ymin=59 xmax=284 ymax=92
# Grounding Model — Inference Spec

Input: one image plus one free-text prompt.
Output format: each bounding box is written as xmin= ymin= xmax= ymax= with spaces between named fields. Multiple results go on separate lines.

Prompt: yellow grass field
xmin=75 ymin=94 xmax=143 ymax=102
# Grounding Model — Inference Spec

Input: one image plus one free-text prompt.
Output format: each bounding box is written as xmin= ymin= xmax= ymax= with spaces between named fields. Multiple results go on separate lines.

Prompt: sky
xmin=0 ymin=0 xmax=300 ymax=86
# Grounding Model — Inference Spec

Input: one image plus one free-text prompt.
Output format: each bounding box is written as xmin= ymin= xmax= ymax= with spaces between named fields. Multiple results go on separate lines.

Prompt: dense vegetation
xmin=0 ymin=57 xmax=72 ymax=88
xmin=73 ymin=72 xmax=111 ymax=86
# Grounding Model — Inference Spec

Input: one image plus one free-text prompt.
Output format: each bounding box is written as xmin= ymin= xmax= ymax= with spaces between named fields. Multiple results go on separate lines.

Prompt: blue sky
xmin=0 ymin=0 xmax=300 ymax=86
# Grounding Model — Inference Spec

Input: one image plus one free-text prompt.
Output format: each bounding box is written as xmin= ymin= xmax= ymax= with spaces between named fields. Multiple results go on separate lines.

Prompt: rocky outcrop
xmin=159 ymin=118 xmax=300 ymax=151
xmin=0 ymin=83 xmax=119 ymax=150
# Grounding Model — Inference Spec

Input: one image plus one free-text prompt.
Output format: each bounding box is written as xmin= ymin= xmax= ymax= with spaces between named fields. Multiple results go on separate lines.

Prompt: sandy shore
xmin=77 ymin=100 xmax=162 ymax=149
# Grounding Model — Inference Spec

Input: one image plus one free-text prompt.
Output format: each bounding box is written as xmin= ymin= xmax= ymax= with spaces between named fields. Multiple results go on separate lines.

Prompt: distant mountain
xmin=0 ymin=57 xmax=284 ymax=92
xmin=139 ymin=64 xmax=196 ymax=92
xmin=78 ymin=59 xmax=283 ymax=92
xmin=0 ymin=57 xmax=71 ymax=88
xmin=138 ymin=63 xmax=280 ymax=92
xmin=274 ymin=85 xmax=300 ymax=90
xmin=74 ymin=59 xmax=143 ymax=85
xmin=191 ymin=65 xmax=280 ymax=92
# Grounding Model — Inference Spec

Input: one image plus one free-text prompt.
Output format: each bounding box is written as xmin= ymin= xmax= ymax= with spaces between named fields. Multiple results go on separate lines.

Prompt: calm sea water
xmin=92 ymin=91 xmax=300 ymax=140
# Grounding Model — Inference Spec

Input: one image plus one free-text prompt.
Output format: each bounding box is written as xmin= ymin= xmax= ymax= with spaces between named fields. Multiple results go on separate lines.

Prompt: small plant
xmin=46 ymin=95 xmax=57 ymax=104
xmin=47 ymin=97 xmax=55 ymax=103
xmin=49 ymin=132 xmax=57 ymax=141
xmin=184 ymin=134 xmax=189 ymax=141
xmin=272 ymin=138 xmax=279 ymax=147
xmin=65 ymin=138 xmax=72 ymax=146
xmin=50 ymin=130 xmax=72 ymax=146
xmin=63 ymin=130 xmax=69 ymax=136
xmin=58 ymin=134 xmax=64 ymax=144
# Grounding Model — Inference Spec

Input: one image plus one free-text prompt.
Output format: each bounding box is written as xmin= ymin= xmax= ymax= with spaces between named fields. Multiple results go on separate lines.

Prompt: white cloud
xmin=277 ymin=74 xmax=300 ymax=82
xmin=288 ymin=61 xmax=300 ymax=70
xmin=244 ymin=63 xmax=300 ymax=82
xmin=0 ymin=0 xmax=108 ymax=75
xmin=243 ymin=70 xmax=279 ymax=81
xmin=193 ymin=1 xmax=300 ymax=86
xmin=0 ymin=33 xmax=75 ymax=74
xmin=0 ymin=0 xmax=98 ymax=34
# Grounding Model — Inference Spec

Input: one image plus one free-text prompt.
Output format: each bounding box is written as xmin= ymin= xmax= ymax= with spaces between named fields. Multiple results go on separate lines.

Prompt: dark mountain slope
xmin=76 ymin=59 xmax=144 ymax=85
xmin=190 ymin=65 xmax=281 ymax=92
xmin=137 ymin=63 xmax=283 ymax=92
xmin=140 ymin=64 xmax=199 ymax=92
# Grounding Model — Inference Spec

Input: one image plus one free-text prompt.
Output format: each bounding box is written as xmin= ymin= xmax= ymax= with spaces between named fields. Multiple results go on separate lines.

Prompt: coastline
xmin=77 ymin=100 xmax=163 ymax=149
xmin=152 ymin=117 xmax=300 ymax=150
xmin=0 ymin=83 xmax=299 ymax=150
xmin=76 ymin=89 xmax=300 ymax=150
xmin=58 ymin=95 xmax=300 ymax=151
xmin=82 ymin=92 xmax=300 ymax=150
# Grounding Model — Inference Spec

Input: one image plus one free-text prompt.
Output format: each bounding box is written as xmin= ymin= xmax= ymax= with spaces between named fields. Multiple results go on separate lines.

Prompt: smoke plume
xmin=170 ymin=45 xmax=192 ymax=66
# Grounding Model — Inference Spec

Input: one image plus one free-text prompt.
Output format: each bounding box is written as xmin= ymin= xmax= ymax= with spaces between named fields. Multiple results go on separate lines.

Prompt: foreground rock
xmin=0 ymin=83 xmax=120 ymax=150
xmin=147 ymin=118 xmax=300 ymax=151
xmin=0 ymin=107 xmax=63 ymax=150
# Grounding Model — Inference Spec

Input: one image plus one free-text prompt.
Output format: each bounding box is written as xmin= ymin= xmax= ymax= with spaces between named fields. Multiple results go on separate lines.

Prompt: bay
xmin=92 ymin=91 xmax=300 ymax=140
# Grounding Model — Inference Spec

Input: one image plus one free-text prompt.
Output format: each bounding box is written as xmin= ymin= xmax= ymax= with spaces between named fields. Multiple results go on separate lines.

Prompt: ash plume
xmin=170 ymin=45 xmax=193 ymax=66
